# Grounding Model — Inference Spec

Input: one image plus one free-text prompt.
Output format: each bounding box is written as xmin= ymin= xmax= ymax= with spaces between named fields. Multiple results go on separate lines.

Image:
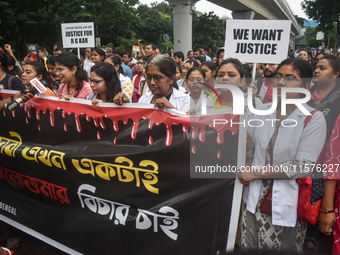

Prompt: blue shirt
xmin=0 ymin=73 xmax=26 ymax=90
xmin=122 ymin=63 xmax=132 ymax=80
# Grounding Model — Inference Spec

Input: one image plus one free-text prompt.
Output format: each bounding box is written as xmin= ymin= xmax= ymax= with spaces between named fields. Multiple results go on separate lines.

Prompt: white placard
xmin=61 ymin=22 xmax=95 ymax=48
xmin=224 ymin=20 xmax=291 ymax=64
xmin=316 ymin=31 xmax=324 ymax=40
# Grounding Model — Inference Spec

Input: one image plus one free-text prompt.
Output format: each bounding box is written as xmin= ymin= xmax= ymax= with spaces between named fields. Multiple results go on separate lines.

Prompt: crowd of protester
xmin=0 ymin=40 xmax=340 ymax=255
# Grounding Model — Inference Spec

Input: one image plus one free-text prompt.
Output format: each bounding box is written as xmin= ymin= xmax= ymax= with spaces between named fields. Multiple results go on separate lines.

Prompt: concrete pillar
xmin=168 ymin=0 xmax=197 ymax=54
xmin=232 ymin=10 xmax=255 ymax=20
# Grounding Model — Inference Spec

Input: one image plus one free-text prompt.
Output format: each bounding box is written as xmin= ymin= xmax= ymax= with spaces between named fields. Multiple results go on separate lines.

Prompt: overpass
xmin=167 ymin=0 xmax=300 ymax=54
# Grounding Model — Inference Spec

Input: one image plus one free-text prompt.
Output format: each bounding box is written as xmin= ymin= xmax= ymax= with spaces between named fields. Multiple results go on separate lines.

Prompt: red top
xmin=262 ymin=78 xmax=273 ymax=104
xmin=311 ymin=91 xmax=325 ymax=103
xmin=57 ymin=81 xmax=92 ymax=99
xmin=323 ymin=114 xmax=340 ymax=180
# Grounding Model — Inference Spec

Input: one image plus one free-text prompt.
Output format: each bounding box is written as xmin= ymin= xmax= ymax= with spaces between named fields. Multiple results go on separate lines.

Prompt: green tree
xmin=135 ymin=2 xmax=173 ymax=48
xmin=302 ymin=0 xmax=340 ymax=30
xmin=0 ymin=0 xmax=139 ymax=57
xmin=305 ymin=27 xmax=320 ymax=47
xmin=192 ymin=11 xmax=226 ymax=49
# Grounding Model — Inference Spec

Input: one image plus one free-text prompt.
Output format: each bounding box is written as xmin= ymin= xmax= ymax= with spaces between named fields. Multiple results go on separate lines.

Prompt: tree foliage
xmin=305 ymin=27 xmax=320 ymax=48
xmin=302 ymin=0 xmax=340 ymax=30
xmin=192 ymin=11 xmax=226 ymax=49
xmin=135 ymin=2 xmax=173 ymax=48
xmin=0 ymin=0 xmax=226 ymax=57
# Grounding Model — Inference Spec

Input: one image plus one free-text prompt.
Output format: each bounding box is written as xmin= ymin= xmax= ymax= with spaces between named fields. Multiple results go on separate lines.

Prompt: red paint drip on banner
xmin=99 ymin=117 xmax=106 ymax=130
xmin=190 ymin=115 xmax=239 ymax=158
xmin=191 ymin=145 xmax=196 ymax=154
xmin=50 ymin=111 xmax=55 ymax=127
xmin=113 ymin=121 xmax=118 ymax=131
xmin=1 ymin=95 xmax=238 ymax=150
xmin=75 ymin=115 xmax=81 ymax=132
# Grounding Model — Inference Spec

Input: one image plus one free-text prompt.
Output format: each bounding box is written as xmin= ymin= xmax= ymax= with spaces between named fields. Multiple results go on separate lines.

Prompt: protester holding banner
xmin=114 ymin=55 xmax=190 ymax=113
xmin=22 ymin=61 xmax=57 ymax=96
xmin=104 ymin=55 xmax=133 ymax=101
xmin=0 ymin=90 xmax=34 ymax=111
xmin=55 ymin=52 xmax=92 ymax=100
xmin=87 ymin=62 xmax=121 ymax=105
xmin=238 ymin=58 xmax=327 ymax=252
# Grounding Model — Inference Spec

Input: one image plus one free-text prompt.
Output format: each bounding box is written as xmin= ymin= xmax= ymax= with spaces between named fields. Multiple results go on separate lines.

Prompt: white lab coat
xmin=138 ymin=87 xmax=190 ymax=113
xmin=243 ymin=103 xmax=326 ymax=227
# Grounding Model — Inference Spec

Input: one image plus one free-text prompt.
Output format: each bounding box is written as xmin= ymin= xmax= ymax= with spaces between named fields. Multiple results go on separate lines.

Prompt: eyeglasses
xmin=145 ymin=74 xmax=166 ymax=83
xmin=189 ymin=77 xmax=203 ymax=82
xmin=89 ymin=79 xmax=104 ymax=84
xmin=54 ymin=68 xmax=65 ymax=73
xmin=263 ymin=64 xmax=277 ymax=67
xmin=273 ymin=74 xmax=301 ymax=82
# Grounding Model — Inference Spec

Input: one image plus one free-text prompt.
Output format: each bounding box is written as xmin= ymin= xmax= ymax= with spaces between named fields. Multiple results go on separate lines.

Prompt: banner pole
xmin=226 ymin=114 xmax=247 ymax=252
xmin=77 ymin=48 xmax=80 ymax=60
xmin=252 ymin=63 xmax=257 ymax=83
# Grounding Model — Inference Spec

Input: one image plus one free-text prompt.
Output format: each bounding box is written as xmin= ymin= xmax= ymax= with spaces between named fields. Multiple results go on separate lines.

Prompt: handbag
xmin=259 ymin=182 xmax=273 ymax=215
xmin=297 ymin=175 xmax=322 ymax=225
xmin=259 ymin=127 xmax=276 ymax=216
xmin=297 ymin=110 xmax=325 ymax=225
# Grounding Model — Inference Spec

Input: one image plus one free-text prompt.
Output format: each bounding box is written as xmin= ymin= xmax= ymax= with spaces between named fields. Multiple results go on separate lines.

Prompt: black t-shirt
xmin=0 ymin=73 xmax=26 ymax=91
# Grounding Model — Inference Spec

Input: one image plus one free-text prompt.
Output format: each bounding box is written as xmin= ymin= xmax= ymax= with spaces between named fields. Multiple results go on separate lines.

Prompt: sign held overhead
xmin=224 ymin=20 xmax=291 ymax=64
xmin=61 ymin=22 xmax=95 ymax=48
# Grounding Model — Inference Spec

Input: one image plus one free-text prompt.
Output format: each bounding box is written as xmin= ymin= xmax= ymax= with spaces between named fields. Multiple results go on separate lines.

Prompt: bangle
xmin=319 ymin=207 xmax=334 ymax=213
xmin=1 ymin=247 xmax=11 ymax=255
xmin=10 ymin=96 xmax=14 ymax=101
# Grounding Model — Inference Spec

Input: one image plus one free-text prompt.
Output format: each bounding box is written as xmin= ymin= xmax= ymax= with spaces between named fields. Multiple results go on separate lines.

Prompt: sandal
xmin=5 ymin=237 xmax=20 ymax=250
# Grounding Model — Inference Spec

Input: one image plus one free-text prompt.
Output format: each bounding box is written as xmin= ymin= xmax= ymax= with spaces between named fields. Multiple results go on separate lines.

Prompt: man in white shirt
xmin=83 ymin=48 xmax=95 ymax=77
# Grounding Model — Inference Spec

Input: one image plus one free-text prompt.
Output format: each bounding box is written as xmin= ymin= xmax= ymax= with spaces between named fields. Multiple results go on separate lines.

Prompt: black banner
xmin=0 ymin=91 xmax=240 ymax=255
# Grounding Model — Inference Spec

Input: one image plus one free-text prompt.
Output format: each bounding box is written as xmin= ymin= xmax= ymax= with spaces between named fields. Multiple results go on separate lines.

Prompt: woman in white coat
xmin=237 ymin=58 xmax=327 ymax=251
xmin=114 ymin=55 xmax=190 ymax=113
